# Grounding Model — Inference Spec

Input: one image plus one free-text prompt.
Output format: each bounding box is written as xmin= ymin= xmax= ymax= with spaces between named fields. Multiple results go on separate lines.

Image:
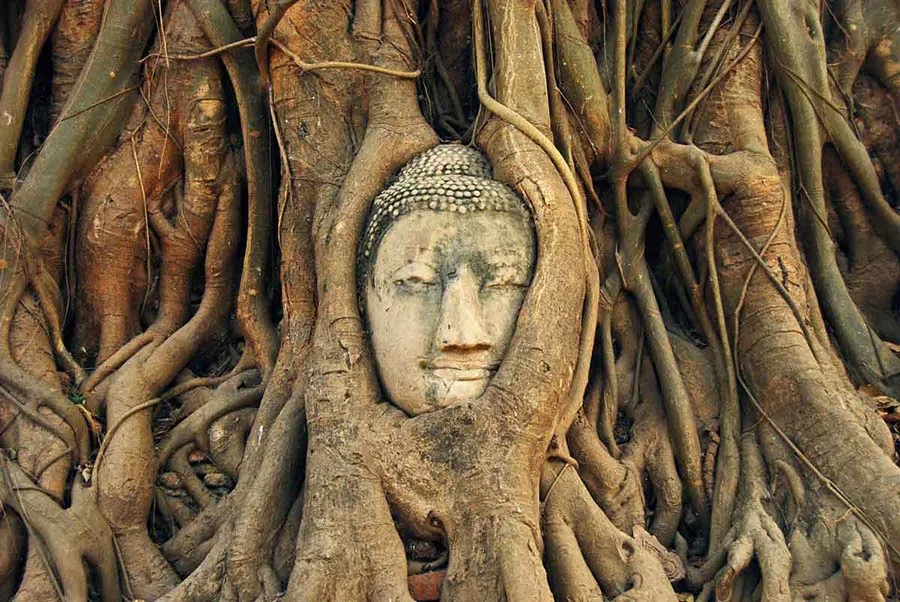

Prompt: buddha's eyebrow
xmin=387 ymin=260 xmax=439 ymax=279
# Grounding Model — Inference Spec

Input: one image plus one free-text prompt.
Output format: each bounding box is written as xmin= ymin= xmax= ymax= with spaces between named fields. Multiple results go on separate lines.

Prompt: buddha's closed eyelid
xmin=388 ymin=263 xmax=440 ymax=294
xmin=483 ymin=264 xmax=531 ymax=289
xmin=389 ymin=262 xmax=439 ymax=282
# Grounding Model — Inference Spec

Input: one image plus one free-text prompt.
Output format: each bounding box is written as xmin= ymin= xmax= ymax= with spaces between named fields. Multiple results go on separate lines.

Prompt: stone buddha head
xmin=360 ymin=145 xmax=536 ymax=416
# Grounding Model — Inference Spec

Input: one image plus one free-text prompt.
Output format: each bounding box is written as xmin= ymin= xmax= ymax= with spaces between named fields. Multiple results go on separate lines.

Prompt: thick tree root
xmin=681 ymin=431 xmax=791 ymax=602
xmin=542 ymin=459 xmax=677 ymax=601
xmin=0 ymin=461 xmax=119 ymax=602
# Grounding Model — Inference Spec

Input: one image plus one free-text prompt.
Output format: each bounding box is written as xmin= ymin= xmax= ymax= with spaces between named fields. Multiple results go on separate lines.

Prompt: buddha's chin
xmin=430 ymin=376 xmax=490 ymax=408
xmin=389 ymin=375 xmax=492 ymax=416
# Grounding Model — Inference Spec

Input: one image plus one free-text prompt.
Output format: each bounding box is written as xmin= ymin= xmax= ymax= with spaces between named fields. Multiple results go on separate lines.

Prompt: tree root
xmin=789 ymin=514 xmax=890 ymax=601
xmin=8 ymin=0 xmax=156 ymax=241
xmin=757 ymin=0 xmax=900 ymax=395
xmin=681 ymin=430 xmax=791 ymax=602
xmin=0 ymin=0 xmax=66 ymax=185
xmin=187 ymin=0 xmax=278 ymax=379
xmin=0 ymin=508 xmax=25 ymax=601
xmin=542 ymin=459 xmax=677 ymax=601
xmin=0 ymin=460 xmax=120 ymax=602
xmin=157 ymin=378 xmax=264 ymax=467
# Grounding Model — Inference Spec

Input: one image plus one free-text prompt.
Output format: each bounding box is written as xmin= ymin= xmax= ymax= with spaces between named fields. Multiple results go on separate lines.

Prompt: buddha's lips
xmin=428 ymin=360 xmax=499 ymax=382
xmin=431 ymin=367 xmax=494 ymax=382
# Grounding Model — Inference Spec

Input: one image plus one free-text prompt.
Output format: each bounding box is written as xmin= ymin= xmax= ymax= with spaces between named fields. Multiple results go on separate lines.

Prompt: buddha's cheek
xmin=481 ymin=292 xmax=527 ymax=349
xmin=367 ymin=291 xmax=441 ymax=415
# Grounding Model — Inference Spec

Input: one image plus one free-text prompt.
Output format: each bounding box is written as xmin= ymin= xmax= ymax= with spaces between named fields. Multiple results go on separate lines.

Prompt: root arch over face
xmin=0 ymin=0 xmax=898 ymax=601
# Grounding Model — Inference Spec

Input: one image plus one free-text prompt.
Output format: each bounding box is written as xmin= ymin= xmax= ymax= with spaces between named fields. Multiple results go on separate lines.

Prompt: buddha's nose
xmin=436 ymin=266 xmax=491 ymax=352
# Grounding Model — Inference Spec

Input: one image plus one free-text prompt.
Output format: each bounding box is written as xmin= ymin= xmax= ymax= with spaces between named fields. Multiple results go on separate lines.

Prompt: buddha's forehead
xmin=373 ymin=210 xmax=534 ymax=274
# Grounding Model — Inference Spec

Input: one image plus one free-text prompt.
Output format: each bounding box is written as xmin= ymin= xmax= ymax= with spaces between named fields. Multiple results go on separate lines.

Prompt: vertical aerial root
xmin=620 ymin=358 xmax=684 ymax=546
xmin=226 ymin=380 xmax=305 ymax=600
xmin=756 ymin=0 xmax=900 ymax=395
xmin=0 ymin=0 xmax=66 ymax=184
xmin=10 ymin=0 xmax=156 ymax=241
xmin=187 ymin=0 xmax=278 ymax=379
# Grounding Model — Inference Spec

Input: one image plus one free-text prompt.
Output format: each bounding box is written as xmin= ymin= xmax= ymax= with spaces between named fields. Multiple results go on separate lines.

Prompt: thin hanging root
xmin=269 ymin=38 xmax=421 ymax=79
xmin=598 ymin=310 xmax=620 ymax=457
xmin=610 ymin=205 xmax=710 ymax=527
xmin=607 ymin=0 xmax=711 ymax=528
xmin=756 ymin=0 xmax=900 ymax=394
xmin=29 ymin=267 xmax=84 ymax=384
xmin=638 ymin=158 xmax=740 ymax=548
xmin=648 ymin=142 xmax=824 ymax=364
xmin=697 ymin=161 xmax=742 ymax=552
xmin=254 ymin=0 xmax=299 ymax=88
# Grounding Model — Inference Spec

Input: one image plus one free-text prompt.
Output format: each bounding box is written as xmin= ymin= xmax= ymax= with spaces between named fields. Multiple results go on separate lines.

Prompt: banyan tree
xmin=0 ymin=0 xmax=898 ymax=600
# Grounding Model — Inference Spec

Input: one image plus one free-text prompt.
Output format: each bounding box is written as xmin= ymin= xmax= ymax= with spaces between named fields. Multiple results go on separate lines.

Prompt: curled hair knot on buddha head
xmin=358 ymin=144 xmax=532 ymax=287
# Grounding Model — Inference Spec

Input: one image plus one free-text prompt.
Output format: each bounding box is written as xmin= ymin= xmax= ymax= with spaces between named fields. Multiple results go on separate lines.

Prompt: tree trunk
xmin=0 ymin=0 xmax=897 ymax=600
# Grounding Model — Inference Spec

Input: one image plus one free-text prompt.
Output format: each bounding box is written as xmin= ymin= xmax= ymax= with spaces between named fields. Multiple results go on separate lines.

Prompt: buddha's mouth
xmin=431 ymin=367 xmax=494 ymax=382
xmin=428 ymin=360 xmax=499 ymax=382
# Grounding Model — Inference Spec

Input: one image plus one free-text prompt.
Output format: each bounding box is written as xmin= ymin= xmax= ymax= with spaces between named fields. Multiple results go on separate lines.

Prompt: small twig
xmin=270 ymin=38 xmax=421 ymax=79
xmin=141 ymin=37 xmax=256 ymax=62
xmin=55 ymin=86 xmax=139 ymax=123
xmin=91 ymin=397 xmax=164 ymax=486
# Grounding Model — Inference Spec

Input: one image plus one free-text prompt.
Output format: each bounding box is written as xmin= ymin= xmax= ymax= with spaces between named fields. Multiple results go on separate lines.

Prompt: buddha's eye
xmin=390 ymin=263 xmax=438 ymax=293
xmin=394 ymin=274 xmax=438 ymax=292
xmin=484 ymin=266 xmax=529 ymax=291
xmin=483 ymin=277 xmax=527 ymax=291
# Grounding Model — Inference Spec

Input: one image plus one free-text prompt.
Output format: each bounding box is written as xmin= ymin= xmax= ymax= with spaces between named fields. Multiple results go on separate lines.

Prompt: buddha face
xmin=365 ymin=210 xmax=535 ymax=416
